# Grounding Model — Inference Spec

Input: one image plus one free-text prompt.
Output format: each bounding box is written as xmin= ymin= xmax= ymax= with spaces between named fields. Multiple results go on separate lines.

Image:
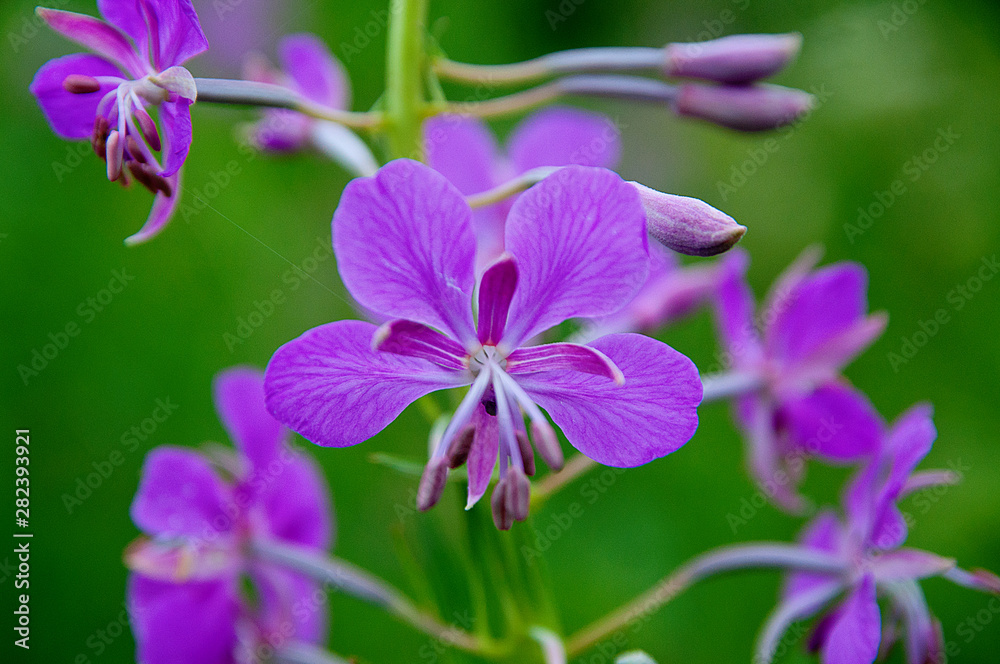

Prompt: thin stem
xmin=701 ymin=370 xmax=764 ymax=402
xmin=531 ymin=453 xmax=596 ymax=503
xmin=467 ymin=167 xmax=560 ymax=208
xmin=250 ymin=538 xmax=486 ymax=653
xmin=274 ymin=642 xmax=354 ymax=664
xmin=435 ymin=48 xmax=666 ymax=86
xmin=193 ymin=78 xmax=382 ymax=129
xmin=564 ymin=544 xmax=848 ymax=656
xmin=385 ymin=0 xmax=430 ymax=159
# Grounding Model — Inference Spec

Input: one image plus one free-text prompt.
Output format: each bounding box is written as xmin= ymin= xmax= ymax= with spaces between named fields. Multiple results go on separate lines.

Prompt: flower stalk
xmin=385 ymin=0 xmax=430 ymax=159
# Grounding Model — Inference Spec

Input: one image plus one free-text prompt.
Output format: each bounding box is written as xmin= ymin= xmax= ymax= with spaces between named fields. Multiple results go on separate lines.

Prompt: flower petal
xmin=278 ymin=33 xmax=349 ymax=109
xmin=98 ymin=0 xmax=208 ymax=68
xmin=766 ymin=263 xmax=871 ymax=369
xmin=516 ymin=333 xmax=701 ymax=467
xmin=212 ymin=366 xmax=286 ymax=473
xmin=739 ymin=393 xmax=807 ymax=512
xmin=712 ymin=248 xmax=764 ymax=368
xmin=30 ymin=54 xmax=124 ymax=140
xmin=128 ymin=573 xmax=239 ymax=664
xmin=478 ymin=254 xmax=518 ymax=345
xmin=821 ymin=575 xmax=881 ymax=664
xmin=506 ymin=343 xmax=624 ymax=384
xmin=159 ymin=97 xmax=192 ymax=177
xmin=784 ymin=510 xmax=845 ymax=601
xmin=373 ymin=319 xmax=469 ymax=371
xmin=333 ymin=160 xmax=478 ymax=346
xmin=424 ymin=114 xmax=500 ymax=196
xmin=779 ymin=383 xmax=882 ymax=462
xmin=265 ymin=320 xmax=470 ymax=447
xmin=252 ymin=564 xmax=328 ymax=646
xmin=466 ymin=404 xmax=499 ymax=508
xmin=131 ymin=446 xmax=233 ymax=539
xmin=124 ymin=172 xmax=181 ymax=245
xmin=257 ymin=453 xmax=334 ymax=551
xmin=502 ymin=167 xmax=649 ymax=346
xmin=37 ymin=8 xmax=147 ymax=76
xmin=507 ymin=106 xmax=621 ymax=173
xmin=872 ymin=549 xmax=955 ymax=582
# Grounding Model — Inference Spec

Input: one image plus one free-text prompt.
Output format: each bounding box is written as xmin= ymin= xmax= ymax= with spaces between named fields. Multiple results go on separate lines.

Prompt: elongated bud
xmin=531 ymin=420 xmax=564 ymax=471
xmin=632 ymin=183 xmax=746 ymax=256
xmin=664 ymin=33 xmax=802 ymax=84
xmin=132 ymin=106 xmax=162 ymax=152
xmin=106 ymin=130 xmax=123 ymax=180
xmin=445 ymin=425 xmax=475 ymax=469
xmin=673 ymin=83 xmax=814 ymax=132
xmin=416 ymin=460 xmax=449 ymax=511
xmin=506 ymin=468 xmax=530 ymax=522
xmin=516 ymin=431 xmax=536 ymax=476
xmin=490 ymin=479 xmax=513 ymax=530
xmin=63 ymin=74 xmax=101 ymax=94
xmin=92 ymin=116 xmax=110 ymax=160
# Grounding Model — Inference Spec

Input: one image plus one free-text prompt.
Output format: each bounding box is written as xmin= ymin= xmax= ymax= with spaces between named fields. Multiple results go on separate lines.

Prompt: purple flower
xmin=424 ymin=107 xmax=621 ymax=270
xmin=758 ymin=405 xmax=1000 ymax=664
xmin=30 ymin=1 xmax=209 ymax=245
xmin=244 ymin=33 xmax=377 ymax=176
xmin=265 ymin=160 xmax=702 ymax=529
xmin=125 ymin=367 xmax=333 ymax=664
xmin=577 ymin=243 xmax=726 ymax=341
xmin=713 ymin=248 xmax=888 ymax=511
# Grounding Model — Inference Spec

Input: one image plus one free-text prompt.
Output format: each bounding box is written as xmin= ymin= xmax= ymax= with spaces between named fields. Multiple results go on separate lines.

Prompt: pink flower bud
xmin=664 ymin=33 xmax=802 ymax=84
xmin=632 ymin=183 xmax=746 ymax=256
xmin=673 ymin=83 xmax=814 ymax=132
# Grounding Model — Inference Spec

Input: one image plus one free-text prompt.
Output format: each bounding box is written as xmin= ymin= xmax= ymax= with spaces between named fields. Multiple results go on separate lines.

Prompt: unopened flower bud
xmin=673 ymin=83 xmax=814 ymax=132
xmin=62 ymin=74 xmax=101 ymax=94
xmin=664 ymin=33 xmax=802 ymax=84
xmin=632 ymin=183 xmax=746 ymax=256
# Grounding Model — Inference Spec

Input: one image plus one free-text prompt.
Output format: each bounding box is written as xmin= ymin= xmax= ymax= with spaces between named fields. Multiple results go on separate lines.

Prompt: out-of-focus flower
xmin=191 ymin=0 xmax=301 ymax=76
xmin=265 ymin=160 xmax=702 ymax=529
xmin=757 ymin=405 xmax=1000 ymax=664
xmin=30 ymin=0 xmax=209 ymax=244
xmin=244 ymin=33 xmax=377 ymax=177
xmin=712 ymin=248 xmax=888 ymax=511
xmin=424 ymin=107 xmax=621 ymax=269
xmin=125 ymin=367 xmax=333 ymax=664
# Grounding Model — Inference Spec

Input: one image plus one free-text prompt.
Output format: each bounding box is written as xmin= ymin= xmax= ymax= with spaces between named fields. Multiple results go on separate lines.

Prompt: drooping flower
xmin=712 ymin=247 xmax=888 ymax=511
xmin=756 ymin=405 xmax=1000 ymax=664
xmin=424 ymin=107 xmax=621 ymax=269
xmin=265 ymin=160 xmax=702 ymax=529
xmin=125 ymin=367 xmax=333 ymax=664
xmin=30 ymin=0 xmax=209 ymax=245
xmin=243 ymin=33 xmax=377 ymax=177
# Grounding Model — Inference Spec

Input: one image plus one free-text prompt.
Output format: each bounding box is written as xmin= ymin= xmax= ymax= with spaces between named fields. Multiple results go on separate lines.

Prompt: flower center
xmin=468 ymin=345 xmax=507 ymax=376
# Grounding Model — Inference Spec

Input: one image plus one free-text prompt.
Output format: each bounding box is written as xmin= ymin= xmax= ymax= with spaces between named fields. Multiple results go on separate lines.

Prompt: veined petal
xmin=821 ymin=575 xmax=881 ymax=664
xmin=124 ymin=171 xmax=181 ymax=245
xmin=212 ymin=367 xmax=286 ymax=474
xmin=766 ymin=263 xmax=871 ymax=369
xmin=477 ymin=254 xmax=518 ymax=345
xmin=265 ymin=320 xmax=470 ymax=448
xmin=99 ymin=0 xmax=208 ymax=68
xmin=278 ymin=33 xmax=349 ymax=109
xmin=131 ymin=447 xmax=233 ymax=539
xmin=466 ymin=405 xmax=499 ymax=509
xmin=159 ymin=97 xmax=192 ymax=177
xmin=333 ymin=160 xmax=478 ymax=346
xmin=30 ymin=54 xmax=124 ymax=140
xmin=37 ymin=8 xmax=147 ymax=76
xmin=502 ymin=167 xmax=649 ymax=346
xmin=507 ymin=106 xmax=621 ymax=173
xmin=506 ymin=343 xmax=624 ymax=384
xmin=128 ymin=574 xmax=239 ymax=664
xmin=516 ymin=333 xmax=701 ymax=467
xmin=373 ymin=319 xmax=469 ymax=372
xmin=713 ymin=248 xmax=764 ymax=367
xmin=779 ymin=383 xmax=882 ymax=462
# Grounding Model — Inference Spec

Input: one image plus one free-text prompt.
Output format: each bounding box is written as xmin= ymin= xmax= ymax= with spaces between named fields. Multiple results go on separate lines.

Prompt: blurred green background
xmin=2 ymin=0 xmax=999 ymax=662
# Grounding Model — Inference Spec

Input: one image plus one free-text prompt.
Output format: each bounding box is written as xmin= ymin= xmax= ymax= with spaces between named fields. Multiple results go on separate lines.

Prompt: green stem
xmin=385 ymin=0 xmax=430 ymax=159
